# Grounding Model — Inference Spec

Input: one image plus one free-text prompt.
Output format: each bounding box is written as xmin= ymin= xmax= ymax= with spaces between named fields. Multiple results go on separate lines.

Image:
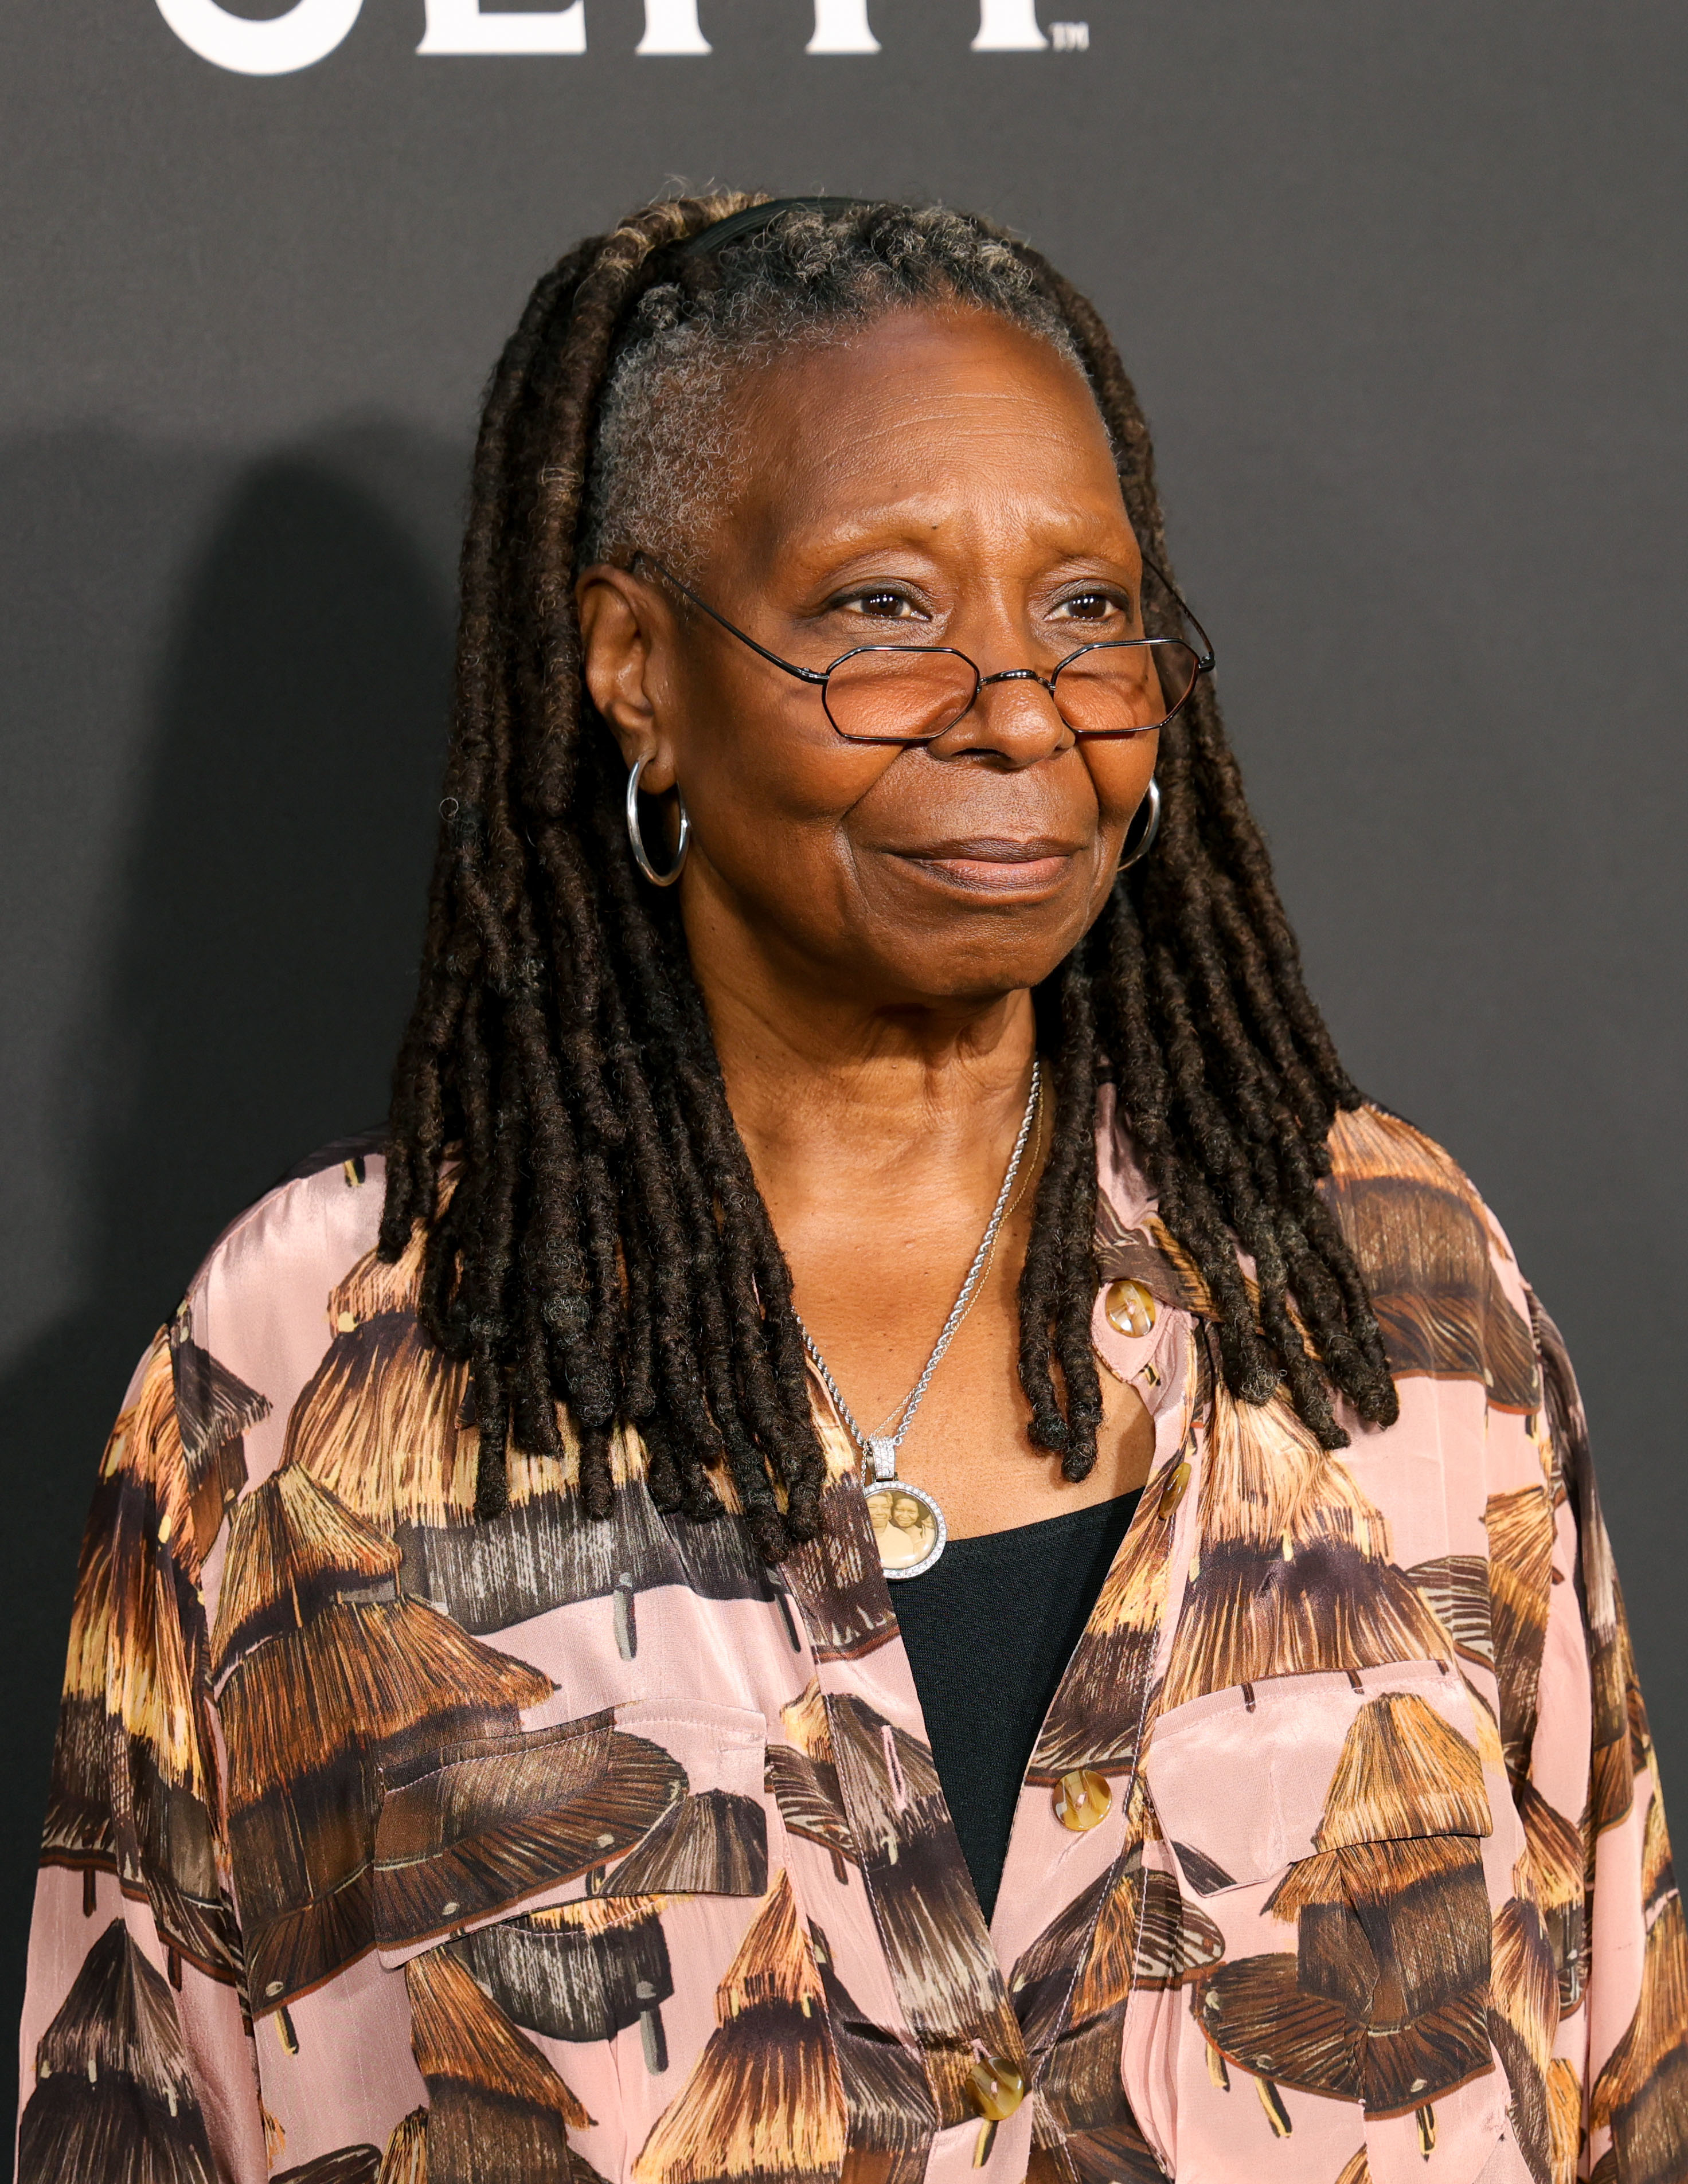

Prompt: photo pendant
xmin=865 ymin=1477 xmax=948 ymax=1580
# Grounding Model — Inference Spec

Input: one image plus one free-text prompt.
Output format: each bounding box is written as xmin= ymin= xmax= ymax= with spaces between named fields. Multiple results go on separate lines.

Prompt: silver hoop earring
xmin=626 ymin=753 xmax=690 ymax=887
xmin=1117 ymin=777 xmax=1160 ymax=871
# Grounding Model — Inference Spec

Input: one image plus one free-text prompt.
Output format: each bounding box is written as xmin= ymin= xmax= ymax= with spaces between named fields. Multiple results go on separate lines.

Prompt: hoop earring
xmin=626 ymin=753 xmax=690 ymax=887
xmin=1117 ymin=777 xmax=1160 ymax=871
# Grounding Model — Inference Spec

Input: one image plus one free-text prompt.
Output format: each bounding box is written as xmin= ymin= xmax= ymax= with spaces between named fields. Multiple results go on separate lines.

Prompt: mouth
xmin=893 ymin=835 xmax=1082 ymax=896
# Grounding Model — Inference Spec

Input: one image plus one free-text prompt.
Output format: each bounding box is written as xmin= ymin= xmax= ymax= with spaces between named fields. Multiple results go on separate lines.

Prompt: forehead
xmin=718 ymin=307 xmax=1128 ymax=551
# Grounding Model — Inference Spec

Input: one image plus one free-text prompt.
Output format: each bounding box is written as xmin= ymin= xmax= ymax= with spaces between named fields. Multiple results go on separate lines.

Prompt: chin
xmin=884 ymin=882 xmax=1098 ymax=992
xmin=879 ymin=928 xmax=1084 ymax=1005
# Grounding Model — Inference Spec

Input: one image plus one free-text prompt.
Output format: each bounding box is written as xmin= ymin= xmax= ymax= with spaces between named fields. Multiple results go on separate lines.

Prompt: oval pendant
xmin=864 ymin=1478 xmax=947 ymax=1579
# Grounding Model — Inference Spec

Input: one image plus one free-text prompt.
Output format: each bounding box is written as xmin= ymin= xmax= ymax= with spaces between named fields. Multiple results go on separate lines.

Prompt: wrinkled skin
xmin=578 ymin=307 xmax=1157 ymax=1534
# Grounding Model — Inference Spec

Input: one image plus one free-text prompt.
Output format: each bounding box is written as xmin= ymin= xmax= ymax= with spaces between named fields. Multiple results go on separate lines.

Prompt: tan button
xmin=1156 ymin=1458 xmax=1191 ymax=1518
xmin=335 ymin=1310 xmax=358 ymax=1334
xmin=1053 ymin=1769 xmax=1112 ymax=1831
xmin=1104 ymin=1278 xmax=1156 ymax=1338
xmin=965 ymin=2055 xmax=1025 ymax=2122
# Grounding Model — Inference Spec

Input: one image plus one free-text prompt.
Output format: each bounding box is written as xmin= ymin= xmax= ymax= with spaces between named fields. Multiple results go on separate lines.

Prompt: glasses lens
xmin=1053 ymin=640 xmax=1201 ymax=737
xmin=824 ymin=648 xmax=979 ymax=742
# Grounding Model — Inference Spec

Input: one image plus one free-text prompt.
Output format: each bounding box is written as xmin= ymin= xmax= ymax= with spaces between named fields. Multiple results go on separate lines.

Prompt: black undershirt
xmin=893 ymin=1489 xmax=1142 ymax=1921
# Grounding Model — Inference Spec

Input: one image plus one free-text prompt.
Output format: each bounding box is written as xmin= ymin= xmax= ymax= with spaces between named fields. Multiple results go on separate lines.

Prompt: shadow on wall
xmin=0 ymin=423 xmax=461 ymax=2103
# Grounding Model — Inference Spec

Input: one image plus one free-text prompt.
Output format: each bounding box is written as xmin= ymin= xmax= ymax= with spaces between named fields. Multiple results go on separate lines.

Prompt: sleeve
xmin=15 ymin=1329 xmax=269 ymax=2184
xmin=1519 ymin=1296 xmax=1687 ymax=2184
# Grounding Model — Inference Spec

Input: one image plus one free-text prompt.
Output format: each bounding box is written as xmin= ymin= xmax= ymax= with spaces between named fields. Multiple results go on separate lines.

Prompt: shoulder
xmin=191 ymin=1129 xmax=390 ymax=1319
xmin=174 ymin=1128 xmax=400 ymax=1475
xmin=77 ymin=1133 xmax=401 ymax=1607
xmin=1321 ymin=1102 xmax=1518 ymax=1278
xmin=1322 ymin=1103 xmax=1542 ymax=1412
xmin=1324 ymin=1101 xmax=1488 ymax=1210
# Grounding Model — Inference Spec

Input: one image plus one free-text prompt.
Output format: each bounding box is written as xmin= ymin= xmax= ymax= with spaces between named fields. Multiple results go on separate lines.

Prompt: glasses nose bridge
xmin=941 ymin=657 xmax=1069 ymax=752
xmin=977 ymin=664 xmax=1058 ymax=696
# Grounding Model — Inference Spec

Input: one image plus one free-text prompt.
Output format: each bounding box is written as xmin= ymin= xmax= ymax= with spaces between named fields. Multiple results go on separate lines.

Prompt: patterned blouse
xmin=15 ymin=1102 xmax=1685 ymax=2184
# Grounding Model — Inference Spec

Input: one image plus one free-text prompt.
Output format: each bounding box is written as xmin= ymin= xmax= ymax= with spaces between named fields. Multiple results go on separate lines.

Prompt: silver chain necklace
xmin=796 ymin=1059 xmax=1042 ymax=1580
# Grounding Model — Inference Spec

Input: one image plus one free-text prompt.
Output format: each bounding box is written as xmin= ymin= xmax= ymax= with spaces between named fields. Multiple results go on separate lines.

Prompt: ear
xmin=576 ymin=563 xmax=681 ymax=794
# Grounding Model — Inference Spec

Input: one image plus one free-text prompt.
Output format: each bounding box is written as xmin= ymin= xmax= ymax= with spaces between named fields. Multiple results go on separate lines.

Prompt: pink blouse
xmin=15 ymin=1102 xmax=1684 ymax=2184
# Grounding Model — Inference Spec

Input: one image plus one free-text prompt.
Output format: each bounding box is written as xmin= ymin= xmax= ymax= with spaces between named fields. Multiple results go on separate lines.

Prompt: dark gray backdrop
xmin=3 ymin=0 xmax=1683 ymax=2127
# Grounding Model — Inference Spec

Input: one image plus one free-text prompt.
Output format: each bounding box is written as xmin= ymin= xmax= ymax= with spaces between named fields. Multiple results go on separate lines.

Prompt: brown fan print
xmin=210 ymin=1464 xmax=553 ymax=2028
xmin=1401 ymin=1551 xmax=1511 ymax=1784
xmin=1010 ymin=1848 xmax=1219 ymax=2178
xmin=454 ymin=1895 xmax=675 ymax=2072
xmin=1193 ymin=1693 xmax=1496 ymax=2146
xmin=634 ymin=1869 xmax=847 ymax=2184
xmin=1321 ymin=1106 xmax=1539 ymax=1410
xmin=767 ymin=1744 xmax=855 ymax=1884
xmin=604 ymin=1787 xmax=767 ymax=1896
xmin=1028 ymin=2112 xmax=1165 ymax=2184
xmin=1592 ymin=1580 xmax=1649 ymax=1844
xmin=377 ymin=2107 xmax=429 ymax=2184
xmin=1013 ymin=1846 xmax=1225 ymax=2054
xmin=1027 ymin=1454 xmax=1181 ymax=1783
xmin=767 ymin=1679 xmax=857 ymax=1884
xmin=406 ymin=1944 xmax=605 ymax=2184
xmin=1544 ymin=2062 xmax=1582 ymax=2184
xmin=1404 ymin=1553 xmax=1495 ymax=1674
xmin=41 ymin=1340 xmax=242 ymax=1986
xmin=1514 ymin=1778 xmax=1586 ymax=2017
xmin=1588 ymin=1790 xmax=1688 ymax=2184
xmin=1160 ymin=1377 xmax=1452 ymax=1711
xmin=370 ymin=1712 xmax=686 ymax=1948
xmin=1528 ymin=1290 xmax=1580 ymax=1498
xmin=288 ymin=1243 xmax=800 ymax=1653
xmin=1538 ymin=1303 xmax=1648 ymax=1845
xmin=807 ymin=1918 xmax=935 ymax=2184
xmin=1308 ymin=1689 xmax=1491 ymax=1848
xmin=1486 ymin=1888 xmax=1562 ymax=2184
xmin=167 ymin=1302 xmax=272 ymax=1564
xmin=372 ymin=1714 xmax=690 ymax=1931
xmin=17 ymin=1917 xmax=218 ymax=2184
xmin=1484 ymin=1485 xmax=1556 ymax=1781
xmin=271 ymin=2150 xmax=382 ymax=2183
xmin=825 ymin=1693 xmax=1025 ymax=2124
xmin=782 ymin=1453 xmax=900 ymax=1666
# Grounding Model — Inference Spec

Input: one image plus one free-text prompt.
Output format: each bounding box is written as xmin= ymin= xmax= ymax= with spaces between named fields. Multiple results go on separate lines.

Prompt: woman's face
xmin=579 ymin=306 xmax=1158 ymax=1014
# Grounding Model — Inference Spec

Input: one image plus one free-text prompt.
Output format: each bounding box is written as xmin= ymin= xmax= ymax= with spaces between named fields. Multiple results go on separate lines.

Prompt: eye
xmin=1051 ymin=588 xmax=1132 ymax=625
xmin=834 ymin=586 xmax=925 ymax=623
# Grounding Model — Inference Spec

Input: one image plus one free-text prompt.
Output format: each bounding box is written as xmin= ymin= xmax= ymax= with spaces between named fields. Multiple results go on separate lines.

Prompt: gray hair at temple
xmin=577 ymin=199 xmax=1088 ymax=576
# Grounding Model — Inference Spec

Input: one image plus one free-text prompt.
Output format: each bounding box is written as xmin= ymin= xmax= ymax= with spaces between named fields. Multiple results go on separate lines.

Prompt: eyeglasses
xmin=628 ymin=551 xmax=1215 ymax=747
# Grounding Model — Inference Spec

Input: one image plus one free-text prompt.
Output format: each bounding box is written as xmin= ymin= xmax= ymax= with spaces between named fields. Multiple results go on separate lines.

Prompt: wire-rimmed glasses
xmin=628 ymin=551 xmax=1214 ymax=746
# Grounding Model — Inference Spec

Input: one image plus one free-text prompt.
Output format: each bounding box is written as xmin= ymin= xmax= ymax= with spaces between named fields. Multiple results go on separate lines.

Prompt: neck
xmin=688 ymin=929 xmax=1040 ymax=1191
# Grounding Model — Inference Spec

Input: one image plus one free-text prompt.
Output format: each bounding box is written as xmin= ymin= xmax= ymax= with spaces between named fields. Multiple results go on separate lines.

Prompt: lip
xmin=892 ymin=835 xmax=1083 ymax=896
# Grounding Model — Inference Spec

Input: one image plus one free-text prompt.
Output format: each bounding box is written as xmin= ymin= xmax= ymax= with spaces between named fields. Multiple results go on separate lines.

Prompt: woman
xmin=17 ymin=196 xmax=1682 ymax=2184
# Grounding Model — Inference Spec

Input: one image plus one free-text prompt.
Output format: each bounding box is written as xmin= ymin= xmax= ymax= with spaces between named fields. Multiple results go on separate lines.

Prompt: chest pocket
xmin=372 ymin=1697 xmax=769 ymax=1968
xmin=1142 ymin=1659 xmax=1510 ymax=2184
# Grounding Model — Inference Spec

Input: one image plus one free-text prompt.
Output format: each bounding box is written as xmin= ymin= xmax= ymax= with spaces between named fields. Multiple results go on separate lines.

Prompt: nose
xmin=927 ymin=663 xmax=1071 ymax=769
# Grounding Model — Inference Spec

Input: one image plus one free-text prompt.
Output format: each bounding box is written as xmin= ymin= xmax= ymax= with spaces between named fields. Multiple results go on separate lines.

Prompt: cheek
xmin=1084 ymin=731 xmax=1160 ymax=836
xmin=671 ymin=672 xmax=893 ymax=870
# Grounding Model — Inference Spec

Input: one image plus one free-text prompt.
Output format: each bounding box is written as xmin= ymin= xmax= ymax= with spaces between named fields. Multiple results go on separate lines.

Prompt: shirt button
xmin=1104 ymin=1278 xmax=1156 ymax=1337
xmin=1156 ymin=1459 xmax=1191 ymax=1518
xmin=1053 ymin=1769 xmax=1112 ymax=1831
xmin=965 ymin=2055 xmax=1026 ymax=2122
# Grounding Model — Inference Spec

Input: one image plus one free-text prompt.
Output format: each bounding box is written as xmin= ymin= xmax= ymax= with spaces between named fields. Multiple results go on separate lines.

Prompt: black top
xmin=893 ymin=1489 xmax=1142 ymax=1921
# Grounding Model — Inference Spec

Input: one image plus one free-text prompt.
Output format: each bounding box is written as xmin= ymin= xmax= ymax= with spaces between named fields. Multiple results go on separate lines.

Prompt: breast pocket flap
xmin=1143 ymin=1658 xmax=1491 ymax=1895
xmin=373 ymin=1699 xmax=768 ymax=1963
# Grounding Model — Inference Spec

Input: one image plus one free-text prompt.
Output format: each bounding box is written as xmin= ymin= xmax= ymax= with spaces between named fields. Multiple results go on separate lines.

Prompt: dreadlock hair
xmin=380 ymin=192 xmax=1401 ymax=1560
